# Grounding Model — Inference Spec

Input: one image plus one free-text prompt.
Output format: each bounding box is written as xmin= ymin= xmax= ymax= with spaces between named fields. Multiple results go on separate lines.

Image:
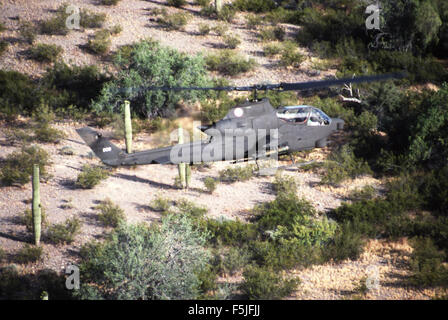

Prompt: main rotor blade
xmin=279 ymin=72 xmax=406 ymax=91
xmin=116 ymin=72 xmax=406 ymax=94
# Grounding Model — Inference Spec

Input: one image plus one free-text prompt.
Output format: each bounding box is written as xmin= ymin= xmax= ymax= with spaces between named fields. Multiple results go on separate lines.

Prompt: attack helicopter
xmin=76 ymin=73 xmax=404 ymax=167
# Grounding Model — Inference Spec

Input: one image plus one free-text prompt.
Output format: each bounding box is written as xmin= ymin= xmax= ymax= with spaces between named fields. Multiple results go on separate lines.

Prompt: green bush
xmin=0 ymin=70 xmax=38 ymax=115
xmin=29 ymin=43 xmax=63 ymax=63
xmin=0 ymin=21 xmax=5 ymax=33
xmin=100 ymin=0 xmax=121 ymax=5
xmin=263 ymin=43 xmax=282 ymax=57
xmin=279 ymin=48 xmax=305 ymax=68
xmin=86 ymin=29 xmax=111 ymax=55
xmin=19 ymin=21 xmax=37 ymax=44
xmin=150 ymin=195 xmax=172 ymax=213
xmin=259 ymin=26 xmax=285 ymax=42
xmin=203 ymin=177 xmax=218 ymax=194
xmin=42 ymin=61 xmax=109 ymax=110
xmin=215 ymin=247 xmax=251 ymax=276
xmin=80 ymin=10 xmax=107 ymax=29
xmin=94 ymin=39 xmax=210 ymax=118
xmin=213 ymin=23 xmax=228 ymax=36
xmin=205 ymin=50 xmax=257 ymax=76
xmin=232 ymin=0 xmax=276 ymax=13
xmin=240 ymin=265 xmax=299 ymax=300
xmin=95 ymin=198 xmax=126 ymax=228
xmin=157 ymin=12 xmax=190 ymax=31
xmin=40 ymin=14 xmax=69 ymax=35
xmin=77 ymin=215 xmax=210 ymax=299
xmin=0 ymin=145 xmax=51 ymax=186
xmin=21 ymin=208 xmax=48 ymax=232
xmin=223 ymin=34 xmax=241 ymax=49
xmin=195 ymin=0 xmax=210 ymax=6
xmin=110 ymin=24 xmax=123 ymax=35
xmin=349 ymin=185 xmax=376 ymax=201
xmin=245 ymin=14 xmax=263 ymax=28
xmin=167 ymin=0 xmax=187 ymax=7
xmin=75 ymin=164 xmax=110 ymax=189
xmin=217 ymin=4 xmax=236 ymax=23
xmin=198 ymin=23 xmax=211 ymax=35
xmin=174 ymin=199 xmax=208 ymax=219
xmin=46 ymin=217 xmax=82 ymax=244
xmin=33 ymin=125 xmax=65 ymax=143
xmin=409 ymin=237 xmax=448 ymax=287
xmin=321 ymin=145 xmax=373 ymax=186
xmin=218 ymin=164 xmax=255 ymax=183
xmin=15 ymin=245 xmax=43 ymax=264
xmin=206 ymin=218 xmax=259 ymax=246
xmin=0 ymin=248 xmax=5 ymax=262
xmin=271 ymin=174 xmax=296 ymax=196
xmin=322 ymin=222 xmax=365 ymax=262
xmin=0 ymin=41 xmax=8 ymax=56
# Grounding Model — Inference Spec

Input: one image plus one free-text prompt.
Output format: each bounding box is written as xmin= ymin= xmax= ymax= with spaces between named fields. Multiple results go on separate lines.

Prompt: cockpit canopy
xmin=276 ymin=105 xmax=331 ymax=126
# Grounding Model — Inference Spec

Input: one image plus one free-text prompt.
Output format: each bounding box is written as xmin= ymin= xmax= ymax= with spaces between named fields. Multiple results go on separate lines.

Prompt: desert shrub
xmin=217 ymin=4 xmax=236 ymax=22
xmin=409 ymin=237 xmax=448 ymax=287
xmin=0 ymin=248 xmax=5 ymax=262
xmin=233 ymin=0 xmax=276 ymax=13
xmin=215 ymin=247 xmax=251 ymax=276
xmin=15 ymin=245 xmax=43 ymax=264
xmin=80 ymin=9 xmax=107 ymax=29
xmin=100 ymin=0 xmax=121 ymax=5
xmin=0 ymin=41 xmax=8 ymax=56
xmin=19 ymin=21 xmax=36 ymax=44
xmin=349 ymin=185 xmax=376 ymax=201
xmin=263 ymin=43 xmax=282 ymax=56
xmin=39 ymin=12 xmax=69 ymax=35
xmin=174 ymin=199 xmax=208 ymax=220
xmin=167 ymin=0 xmax=187 ymax=7
xmin=205 ymin=50 xmax=257 ymax=76
xmin=321 ymin=145 xmax=373 ymax=186
xmin=195 ymin=0 xmax=210 ymax=6
xmin=95 ymin=198 xmax=126 ymax=228
xmin=0 ymin=145 xmax=51 ymax=186
xmin=245 ymin=14 xmax=262 ymax=28
xmin=21 ymin=208 xmax=48 ymax=232
xmin=213 ymin=23 xmax=228 ymax=36
xmin=323 ymin=222 xmax=365 ymax=262
xmin=46 ymin=217 xmax=82 ymax=244
xmin=265 ymin=7 xmax=302 ymax=25
xmin=94 ymin=39 xmax=210 ymax=118
xmin=109 ymin=24 xmax=123 ymax=35
xmin=29 ymin=43 xmax=63 ymax=63
xmin=203 ymin=177 xmax=218 ymax=194
xmin=0 ymin=22 xmax=5 ymax=33
xmin=150 ymin=195 xmax=172 ymax=212
xmin=0 ymin=70 xmax=39 ymax=115
xmin=198 ymin=23 xmax=211 ymax=35
xmin=86 ymin=29 xmax=111 ymax=55
xmin=259 ymin=26 xmax=285 ymax=41
xmin=218 ymin=164 xmax=255 ymax=183
xmin=223 ymin=34 xmax=241 ymax=49
xmin=75 ymin=164 xmax=110 ymax=189
xmin=33 ymin=125 xmax=65 ymax=143
xmin=77 ymin=215 xmax=210 ymax=299
xmin=271 ymin=173 xmax=296 ymax=195
xmin=240 ymin=265 xmax=299 ymax=300
xmin=199 ymin=5 xmax=217 ymax=18
xmin=279 ymin=48 xmax=305 ymax=68
xmin=157 ymin=12 xmax=190 ymax=31
xmin=419 ymin=166 xmax=448 ymax=215
xmin=43 ymin=62 xmax=109 ymax=111
xmin=206 ymin=218 xmax=259 ymax=246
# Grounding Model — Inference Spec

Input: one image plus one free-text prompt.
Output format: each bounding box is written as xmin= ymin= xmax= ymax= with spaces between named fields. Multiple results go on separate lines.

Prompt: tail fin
xmin=76 ymin=127 xmax=125 ymax=166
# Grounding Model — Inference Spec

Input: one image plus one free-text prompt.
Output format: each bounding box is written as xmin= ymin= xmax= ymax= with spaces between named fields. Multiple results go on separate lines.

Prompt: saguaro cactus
xmin=32 ymin=164 xmax=41 ymax=245
xmin=215 ymin=0 xmax=222 ymax=13
xmin=178 ymin=126 xmax=186 ymax=188
xmin=124 ymin=100 xmax=132 ymax=154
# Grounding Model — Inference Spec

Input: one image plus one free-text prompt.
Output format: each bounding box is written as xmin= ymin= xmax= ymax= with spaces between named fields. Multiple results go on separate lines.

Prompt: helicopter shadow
xmin=113 ymin=172 xmax=177 ymax=190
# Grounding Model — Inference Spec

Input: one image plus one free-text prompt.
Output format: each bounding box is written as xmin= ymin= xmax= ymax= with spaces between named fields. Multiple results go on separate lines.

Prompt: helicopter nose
xmin=334 ymin=118 xmax=344 ymax=130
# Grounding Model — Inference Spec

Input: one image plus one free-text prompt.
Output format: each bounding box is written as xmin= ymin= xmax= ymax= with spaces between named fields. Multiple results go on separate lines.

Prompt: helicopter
xmin=76 ymin=73 xmax=405 ymax=167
